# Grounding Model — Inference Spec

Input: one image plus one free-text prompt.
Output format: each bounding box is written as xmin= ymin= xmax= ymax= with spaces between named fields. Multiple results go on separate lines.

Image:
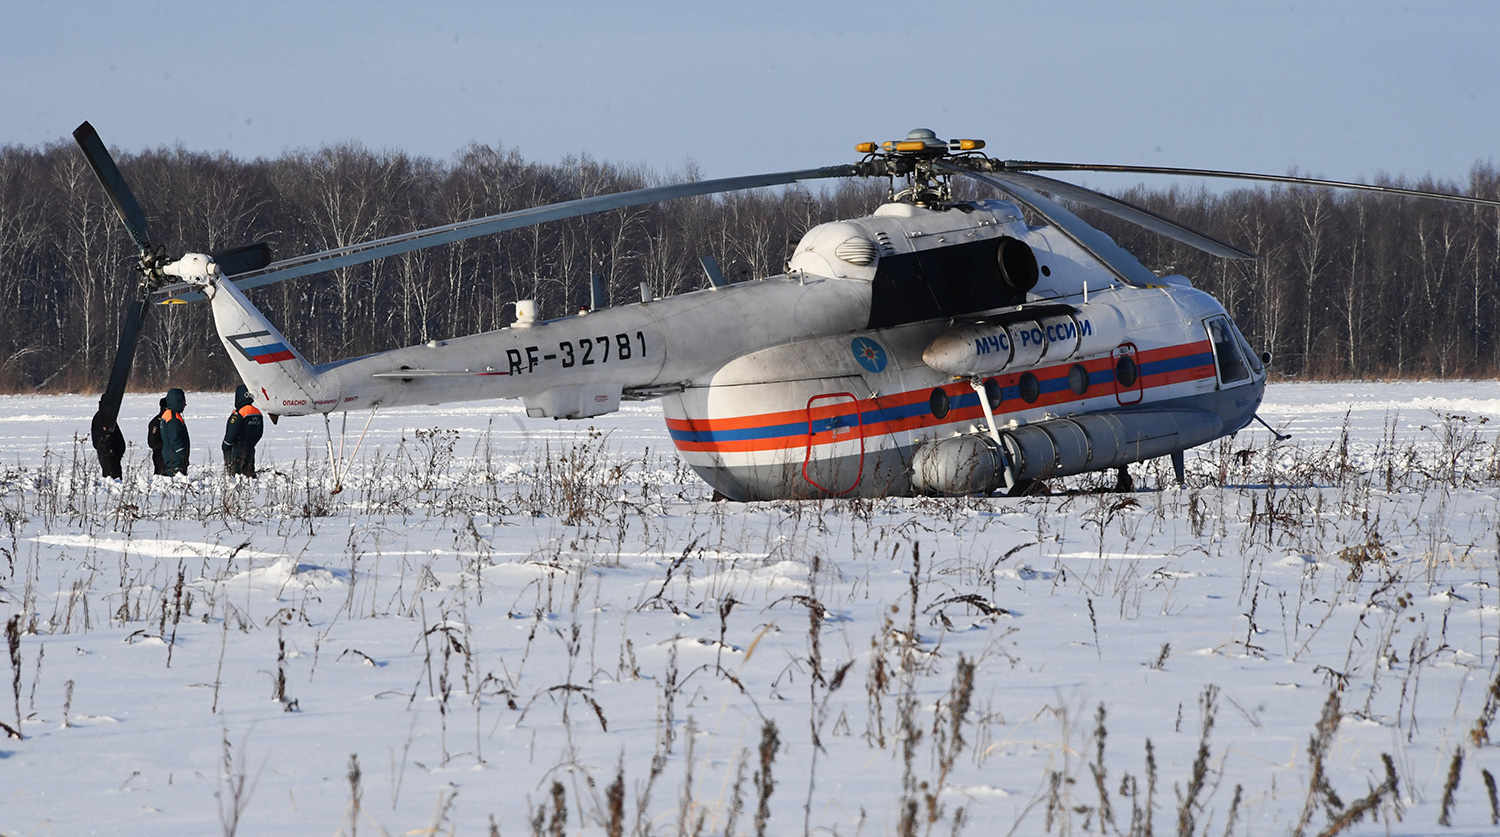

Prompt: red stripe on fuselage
xmin=667 ymin=340 xmax=1218 ymax=454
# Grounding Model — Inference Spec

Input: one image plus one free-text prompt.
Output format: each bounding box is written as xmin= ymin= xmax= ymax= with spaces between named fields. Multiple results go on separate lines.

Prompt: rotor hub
xmin=854 ymin=129 xmax=989 ymax=206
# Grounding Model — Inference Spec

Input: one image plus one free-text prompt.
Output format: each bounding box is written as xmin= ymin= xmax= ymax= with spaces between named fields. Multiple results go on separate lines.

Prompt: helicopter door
xmin=803 ymin=391 xmax=864 ymax=496
xmin=1113 ymin=343 xmax=1144 ymax=405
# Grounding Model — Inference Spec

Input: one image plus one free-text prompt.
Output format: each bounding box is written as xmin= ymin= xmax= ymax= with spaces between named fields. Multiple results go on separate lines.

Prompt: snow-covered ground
xmin=2 ymin=382 xmax=1499 ymax=835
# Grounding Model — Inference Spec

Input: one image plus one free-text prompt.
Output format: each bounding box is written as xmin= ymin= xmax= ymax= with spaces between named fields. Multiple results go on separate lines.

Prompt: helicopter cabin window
xmin=1018 ymin=372 xmax=1040 ymax=404
xmin=1205 ymin=316 xmax=1250 ymax=386
xmin=983 ymin=377 xmax=1002 ymax=409
xmin=1068 ymin=364 xmax=1090 ymax=395
xmin=929 ymin=388 xmax=951 ymax=419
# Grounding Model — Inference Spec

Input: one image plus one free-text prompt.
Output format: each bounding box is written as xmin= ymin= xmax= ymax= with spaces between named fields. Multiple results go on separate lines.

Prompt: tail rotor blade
xmin=96 ymin=295 xmax=150 ymax=427
xmin=72 ymin=121 xmax=158 ymax=463
xmin=72 ymin=121 xmax=152 ymax=253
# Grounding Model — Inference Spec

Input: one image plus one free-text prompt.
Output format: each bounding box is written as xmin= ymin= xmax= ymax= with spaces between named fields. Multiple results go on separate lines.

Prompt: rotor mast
xmin=854 ymin=128 xmax=988 ymax=207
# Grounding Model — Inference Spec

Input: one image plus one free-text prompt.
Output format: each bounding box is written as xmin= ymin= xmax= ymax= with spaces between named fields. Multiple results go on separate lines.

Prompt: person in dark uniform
xmin=222 ymin=384 xmax=264 ymax=477
xmin=159 ymin=388 xmax=190 ymax=477
xmin=147 ymin=397 xmax=167 ymax=476
xmin=90 ymin=406 xmax=125 ymax=479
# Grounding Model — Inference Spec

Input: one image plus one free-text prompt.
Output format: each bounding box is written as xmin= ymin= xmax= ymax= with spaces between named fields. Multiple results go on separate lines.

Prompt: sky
xmin=3 ymin=0 xmax=1497 ymax=194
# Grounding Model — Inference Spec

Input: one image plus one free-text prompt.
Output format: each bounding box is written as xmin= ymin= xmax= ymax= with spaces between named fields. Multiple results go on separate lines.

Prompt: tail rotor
xmin=71 ymin=122 xmax=271 ymax=475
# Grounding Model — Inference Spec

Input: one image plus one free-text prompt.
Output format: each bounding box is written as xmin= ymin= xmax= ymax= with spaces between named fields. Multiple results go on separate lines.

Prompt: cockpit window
xmin=1232 ymin=320 xmax=1263 ymax=375
xmin=1206 ymin=316 xmax=1250 ymax=385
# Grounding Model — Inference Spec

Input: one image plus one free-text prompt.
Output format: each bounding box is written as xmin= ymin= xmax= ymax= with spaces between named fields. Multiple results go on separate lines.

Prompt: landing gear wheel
xmin=1113 ymin=467 xmax=1134 ymax=493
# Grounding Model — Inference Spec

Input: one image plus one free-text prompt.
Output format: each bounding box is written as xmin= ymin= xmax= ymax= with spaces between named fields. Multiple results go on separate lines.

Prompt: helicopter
xmin=74 ymin=124 xmax=1500 ymax=500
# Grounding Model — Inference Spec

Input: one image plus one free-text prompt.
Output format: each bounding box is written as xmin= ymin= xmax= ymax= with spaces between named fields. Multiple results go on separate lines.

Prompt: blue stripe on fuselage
xmin=670 ymin=350 xmax=1215 ymax=446
xmin=667 ymin=390 xmax=982 ymax=444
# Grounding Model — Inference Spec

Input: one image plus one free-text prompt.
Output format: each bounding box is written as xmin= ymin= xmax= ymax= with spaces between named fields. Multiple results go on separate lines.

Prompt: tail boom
xmin=165 ymin=254 xmax=339 ymax=415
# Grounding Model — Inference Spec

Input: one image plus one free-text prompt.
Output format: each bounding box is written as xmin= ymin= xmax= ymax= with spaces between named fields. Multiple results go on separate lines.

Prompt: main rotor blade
xmin=941 ymin=163 xmax=1160 ymax=287
xmin=983 ymin=170 xmax=1256 ymax=260
xmin=156 ymin=165 xmax=859 ymax=300
xmin=999 ymin=160 xmax=1500 ymax=208
xmin=72 ymin=121 xmax=152 ymax=253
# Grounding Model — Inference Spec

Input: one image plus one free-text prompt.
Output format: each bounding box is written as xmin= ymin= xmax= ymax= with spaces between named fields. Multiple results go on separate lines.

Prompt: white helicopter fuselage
xmin=190 ymin=197 xmax=1266 ymax=500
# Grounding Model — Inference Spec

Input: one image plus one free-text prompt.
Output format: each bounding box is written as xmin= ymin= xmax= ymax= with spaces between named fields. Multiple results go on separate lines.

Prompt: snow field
xmin=1 ymin=383 xmax=1499 ymax=834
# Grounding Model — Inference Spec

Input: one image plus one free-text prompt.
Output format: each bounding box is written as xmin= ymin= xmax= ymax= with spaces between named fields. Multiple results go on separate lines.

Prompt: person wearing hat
xmin=159 ymin=388 xmax=191 ymax=477
xmin=222 ymin=384 xmax=264 ymax=478
xmin=146 ymin=397 xmax=167 ymax=475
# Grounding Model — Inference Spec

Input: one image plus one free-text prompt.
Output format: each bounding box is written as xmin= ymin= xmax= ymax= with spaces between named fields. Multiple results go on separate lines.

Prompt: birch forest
xmin=1 ymin=139 xmax=1497 ymax=392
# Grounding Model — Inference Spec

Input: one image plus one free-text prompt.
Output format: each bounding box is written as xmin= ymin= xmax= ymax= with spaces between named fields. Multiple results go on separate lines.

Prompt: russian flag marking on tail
xmin=227 ymin=330 xmax=297 ymax=364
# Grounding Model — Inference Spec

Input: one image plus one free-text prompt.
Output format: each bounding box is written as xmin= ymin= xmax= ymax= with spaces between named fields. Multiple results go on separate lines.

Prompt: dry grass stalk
xmin=4 ymin=614 xmax=20 ymax=739
xmin=1470 ymin=667 xmax=1500 ymax=746
xmin=1295 ymin=690 xmax=1343 ymax=836
xmin=922 ymin=655 xmax=977 ymax=832
xmin=1336 ymin=533 xmax=1388 ymax=583
xmin=1042 ymin=769 xmax=1063 ymax=833
xmin=1314 ymin=753 xmax=1397 ymax=837
xmin=1482 ymin=768 xmax=1498 ymax=827
xmin=1437 ymin=748 xmax=1463 ymax=827
xmin=753 ymin=719 xmax=780 ymax=837
xmin=1223 ymin=784 xmax=1244 ymax=837
xmin=631 ymin=752 xmax=667 ymax=837
xmin=605 ymin=761 xmax=625 ymax=837
xmin=1150 ymin=643 xmax=1171 ymax=671
xmin=1088 ymin=703 xmax=1115 ymax=833
xmin=1175 ymin=685 xmax=1219 ymax=837
xmin=217 ymin=726 xmax=262 ymax=837
xmin=722 ymin=752 xmax=748 ymax=837
xmin=1140 ymin=738 xmax=1158 ymax=837
xmin=547 ymin=780 xmax=567 ymax=837
xmin=345 ymin=752 xmax=363 ymax=837
xmin=272 ymin=626 xmax=298 ymax=712
xmin=679 ymin=717 xmax=701 ymax=837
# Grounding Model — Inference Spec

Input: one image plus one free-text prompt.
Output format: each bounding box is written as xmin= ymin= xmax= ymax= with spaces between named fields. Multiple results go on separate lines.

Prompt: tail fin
xmin=164 ymin=254 xmax=339 ymax=414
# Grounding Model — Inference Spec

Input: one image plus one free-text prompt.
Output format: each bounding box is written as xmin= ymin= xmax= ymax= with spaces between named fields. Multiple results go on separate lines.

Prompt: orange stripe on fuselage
xmin=667 ymin=340 xmax=1218 ymax=454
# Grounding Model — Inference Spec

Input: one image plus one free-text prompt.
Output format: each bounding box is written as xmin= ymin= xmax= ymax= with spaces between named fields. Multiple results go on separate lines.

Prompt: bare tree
xmin=5 ymin=137 xmax=1500 ymax=391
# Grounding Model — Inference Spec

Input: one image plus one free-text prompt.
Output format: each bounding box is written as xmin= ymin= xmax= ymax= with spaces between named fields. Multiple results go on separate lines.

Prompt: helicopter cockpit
xmin=1205 ymin=314 xmax=1264 ymax=388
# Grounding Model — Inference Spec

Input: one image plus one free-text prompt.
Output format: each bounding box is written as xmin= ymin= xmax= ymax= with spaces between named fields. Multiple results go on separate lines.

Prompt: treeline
xmin=1075 ymin=170 xmax=1500 ymax=379
xmin=1 ymin=139 xmax=1497 ymax=393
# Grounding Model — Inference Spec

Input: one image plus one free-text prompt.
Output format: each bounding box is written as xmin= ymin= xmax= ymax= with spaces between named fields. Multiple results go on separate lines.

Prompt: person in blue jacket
xmin=222 ymin=384 xmax=264 ymax=477
xmin=159 ymin=388 xmax=191 ymax=476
